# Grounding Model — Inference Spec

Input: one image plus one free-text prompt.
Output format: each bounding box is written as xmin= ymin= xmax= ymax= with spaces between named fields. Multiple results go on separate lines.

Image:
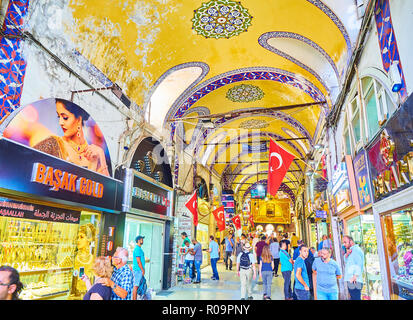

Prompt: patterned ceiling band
xmin=226 ymin=84 xmax=265 ymax=102
xmin=165 ymin=67 xmax=327 ymax=136
xmin=205 ymin=131 xmax=305 ymax=172
xmin=192 ymin=0 xmax=253 ymax=39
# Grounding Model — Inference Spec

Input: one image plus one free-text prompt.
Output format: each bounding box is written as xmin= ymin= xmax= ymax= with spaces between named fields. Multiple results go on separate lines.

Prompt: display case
xmin=382 ymin=209 xmax=413 ymax=300
xmin=346 ymin=214 xmax=383 ymax=300
xmin=0 ymin=216 xmax=79 ymax=300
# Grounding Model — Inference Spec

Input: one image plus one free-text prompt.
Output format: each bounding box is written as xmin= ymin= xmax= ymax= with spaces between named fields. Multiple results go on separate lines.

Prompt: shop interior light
xmin=306 ymin=171 xmax=314 ymax=176
xmin=314 ymin=144 xmax=324 ymax=149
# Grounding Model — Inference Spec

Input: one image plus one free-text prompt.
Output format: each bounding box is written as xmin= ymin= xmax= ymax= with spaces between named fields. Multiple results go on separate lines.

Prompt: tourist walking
xmin=279 ymin=240 xmax=293 ymax=300
xmin=252 ymin=233 xmax=260 ymax=261
xmin=132 ymin=235 xmax=146 ymax=299
xmin=281 ymin=233 xmax=291 ymax=253
xmin=234 ymin=236 xmax=243 ymax=258
xmin=0 ymin=266 xmax=23 ymax=300
xmin=312 ymin=248 xmax=342 ymax=300
xmin=192 ymin=238 xmax=203 ymax=283
xmin=224 ymin=234 xmax=235 ymax=270
xmin=255 ymin=235 xmax=268 ymax=264
xmin=306 ymin=247 xmax=316 ymax=299
xmin=81 ymin=256 xmax=113 ymax=300
xmin=209 ymin=235 xmax=220 ymax=280
xmin=293 ymin=245 xmax=311 ymax=300
xmin=269 ymin=237 xmax=280 ymax=277
xmin=236 ymin=242 xmax=257 ymax=300
xmin=259 ymin=245 xmax=274 ymax=300
xmin=102 ymin=247 xmax=133 ymax=300
xmin=343 ymin=235 xmax=364 ymax=300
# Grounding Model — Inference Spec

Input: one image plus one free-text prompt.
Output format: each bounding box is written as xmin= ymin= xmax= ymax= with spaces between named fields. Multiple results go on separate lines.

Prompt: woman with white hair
xmin=100 ymin=247 xmax=134 ymax=300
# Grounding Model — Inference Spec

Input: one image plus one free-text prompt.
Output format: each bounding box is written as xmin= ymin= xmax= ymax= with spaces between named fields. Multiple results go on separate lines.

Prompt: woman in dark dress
xmin=81 ymin=256 xmax=113 ymax=300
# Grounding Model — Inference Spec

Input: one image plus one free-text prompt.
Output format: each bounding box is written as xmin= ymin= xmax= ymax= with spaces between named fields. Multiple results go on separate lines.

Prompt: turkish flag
xmin=248 ymin=212 xmax=254 ymax=228
xmin=185 ymin=192 xmax=198 ymax=226
xmin=231 ymin=215 xmax=241 ymax=230
xmin=212 ymin=205 xmax=226 ymax=231
xmin=267 ymin=139 xmax=295 ymax=196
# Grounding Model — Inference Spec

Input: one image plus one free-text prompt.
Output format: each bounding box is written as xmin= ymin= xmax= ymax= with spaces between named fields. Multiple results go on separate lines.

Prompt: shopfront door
xmin=124 ymin=215 xmax=165 ymax=292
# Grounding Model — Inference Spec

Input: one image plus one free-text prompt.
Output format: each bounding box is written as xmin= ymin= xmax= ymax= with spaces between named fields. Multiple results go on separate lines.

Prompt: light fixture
xmin=314 ymin=144 xmax=324 ymax=150
xmin=306 ymin=171 xmax=314 ymax=176
xmin=256 ymin=184 xmax=264 ymax=191
xmin=201 ymin=119 xmax=215 ymax=129
xmin=389 ymin=61 xmax=403 ymax=93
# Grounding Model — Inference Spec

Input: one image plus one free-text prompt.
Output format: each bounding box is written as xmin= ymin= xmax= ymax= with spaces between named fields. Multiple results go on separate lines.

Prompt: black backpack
xmin=239 ymin=252 xmax=251 ymax=269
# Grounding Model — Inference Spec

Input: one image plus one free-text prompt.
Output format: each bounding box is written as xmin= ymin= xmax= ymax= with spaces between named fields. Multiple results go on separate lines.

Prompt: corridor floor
xmin=153 ymin=261 xmax=286 ymax=300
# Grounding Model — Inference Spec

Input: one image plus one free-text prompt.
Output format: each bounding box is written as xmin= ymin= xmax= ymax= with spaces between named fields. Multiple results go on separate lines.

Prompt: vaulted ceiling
xmin=68 ymin=0 xmax=364 ymax=202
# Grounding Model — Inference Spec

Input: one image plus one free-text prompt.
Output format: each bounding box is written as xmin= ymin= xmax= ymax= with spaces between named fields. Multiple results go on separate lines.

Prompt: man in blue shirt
xmin=224 ymin=235 xmax=235 ymax=270
xmin=312 ymin=248 xmax=342 ymax=300
xmin=279 ymin=241 xmax=293 ymax=300
xmin=294 ymin=245 xmax=310 ymax=300
xmin=293 ymin=240 xmax=304 ymax=260
xmin=343 ymin=235 xmax=365 ymax=300
xmin=132 ymin=235 xmax=146 ymax=300
xmin=209 ymin=235 xmax=220 ymax=280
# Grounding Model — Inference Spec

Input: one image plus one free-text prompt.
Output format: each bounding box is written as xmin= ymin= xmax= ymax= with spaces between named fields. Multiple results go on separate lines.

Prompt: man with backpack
xmin=236 ymin=242 xmax=257 ymax=300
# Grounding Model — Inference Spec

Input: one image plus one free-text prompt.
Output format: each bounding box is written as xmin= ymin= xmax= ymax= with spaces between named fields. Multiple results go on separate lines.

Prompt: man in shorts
xmin=132 ymin=235 xmax=146 ymax=300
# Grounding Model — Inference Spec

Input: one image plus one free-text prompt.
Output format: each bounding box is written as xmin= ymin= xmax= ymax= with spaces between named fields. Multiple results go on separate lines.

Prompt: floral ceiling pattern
xmin=192 ymin=0 xmax=253 ymax=39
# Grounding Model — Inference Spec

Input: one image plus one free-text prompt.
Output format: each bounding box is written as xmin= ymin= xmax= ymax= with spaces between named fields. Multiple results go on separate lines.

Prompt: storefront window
xmin=346 ymin=215 xmax=383 ymax=299
xmin=0 ymin=215 xmax=79 ymax=300
xmin=382 ymin=209 xmax=413 ymax=300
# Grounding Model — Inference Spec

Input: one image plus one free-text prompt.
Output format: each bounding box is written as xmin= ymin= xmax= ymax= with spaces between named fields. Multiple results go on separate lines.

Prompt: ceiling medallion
xmin=226 ymin=84 xmax=264 ymax=102
xmin=192 ymin=0 xmax=252 ymax=39
xmin=239 ymin=119 xmax=269 ymax=129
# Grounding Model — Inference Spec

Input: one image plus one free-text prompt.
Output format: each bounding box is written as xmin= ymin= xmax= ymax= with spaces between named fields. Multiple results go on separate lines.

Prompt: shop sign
xmin=331 ymin=162 xmax=352 ymax=213
xmin=31 ymin=162 xmax=104 ymax=198
xmin=0 ymin=138 xmax=123 ymax=212
xmin=0 ymin=197 xmax=81 ymax=224
xmin=367 ymin=94 xmax=413 ymax=201
xmin=131 ymin=173 xmax=171 ymax=215
xmin=353 ymin=149 xmax=373 ymax=209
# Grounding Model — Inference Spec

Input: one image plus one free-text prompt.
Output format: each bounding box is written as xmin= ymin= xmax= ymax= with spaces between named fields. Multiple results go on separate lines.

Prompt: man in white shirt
xmin=183 ymin=240 xmax=195 ymax=282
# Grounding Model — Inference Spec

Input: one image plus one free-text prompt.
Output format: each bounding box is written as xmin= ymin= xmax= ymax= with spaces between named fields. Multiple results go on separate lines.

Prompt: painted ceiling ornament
xmin=226 ymin=84 xmax=264 ymax=102
xmin=239 ymin=119 xmax=269 ymax=129
xmin=192 ymin=0 xmax=252 ymax=39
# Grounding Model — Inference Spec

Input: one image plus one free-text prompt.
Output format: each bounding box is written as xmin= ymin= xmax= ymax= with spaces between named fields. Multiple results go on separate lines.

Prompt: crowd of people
xmin=178 ymin=230 xmax=365 ymax=301
xmin=0 ymin=230 xmax=365 ymax=301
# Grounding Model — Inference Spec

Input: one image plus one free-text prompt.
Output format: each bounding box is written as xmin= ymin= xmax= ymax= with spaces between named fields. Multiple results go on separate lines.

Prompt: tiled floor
xmin=153 ymin=260 xmax=286 ymax=300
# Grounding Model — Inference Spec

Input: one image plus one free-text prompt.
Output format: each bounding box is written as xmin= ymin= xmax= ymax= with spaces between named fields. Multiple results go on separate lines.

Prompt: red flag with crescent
xmin=212 ymin=205 xmax=226 ymax=231
xmin=185 ymin=192 xmax=198 ymax=226
xmin=267 ymin=138 xmax=295 ymax=196
xmin=248 ymin=212 xmax=254 ymax=228
xmin=231 ymin=215 xmax=241 ymax=230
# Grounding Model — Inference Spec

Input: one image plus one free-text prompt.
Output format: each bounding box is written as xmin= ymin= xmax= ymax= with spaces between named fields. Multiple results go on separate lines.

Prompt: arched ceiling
xmin=68 ymin=0 xmax=363 ymax=203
